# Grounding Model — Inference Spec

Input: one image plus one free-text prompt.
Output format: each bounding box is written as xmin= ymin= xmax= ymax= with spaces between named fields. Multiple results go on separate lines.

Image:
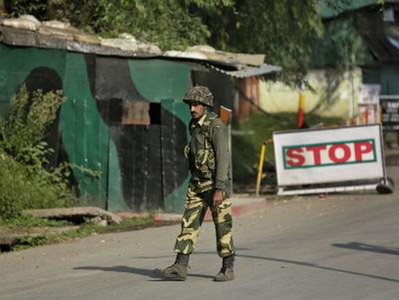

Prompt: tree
xmin=4 ymin=0 xmax=351 ymax=82
xmin=202 ymin=0 xmax=323 ymax=82
xmin=5 ymin=0 xmax=234 ymax=49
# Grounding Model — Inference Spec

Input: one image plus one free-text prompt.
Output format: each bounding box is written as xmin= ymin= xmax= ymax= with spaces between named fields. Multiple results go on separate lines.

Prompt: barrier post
xmin=297 ymin=87 xmax=305 ymax=128
xmin=255 ymin=143 xmax=266 ymax=196
xmin=255 ymin=139 xmax=273 ymax=196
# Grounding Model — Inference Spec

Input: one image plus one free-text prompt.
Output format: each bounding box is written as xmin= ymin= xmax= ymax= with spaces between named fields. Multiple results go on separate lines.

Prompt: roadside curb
xmin=0 ymin=197 xmax=267 ymax=252
xmin=152 ymin=196 xmax=267 ymax=223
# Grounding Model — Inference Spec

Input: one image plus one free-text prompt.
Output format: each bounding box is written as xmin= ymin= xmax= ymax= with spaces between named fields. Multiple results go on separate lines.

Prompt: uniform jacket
xmin=185 ymin=111 xmax=230 ymax=193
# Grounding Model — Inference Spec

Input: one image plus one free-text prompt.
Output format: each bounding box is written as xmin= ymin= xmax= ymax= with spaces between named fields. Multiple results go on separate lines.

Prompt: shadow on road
xmin=332 ymin=242 xmax=399 ymax=256
xmin=89 ymin=246 xmax=399 ymax=283
xmin=74 ymin=266 xmax=213 ymax=280
xmin=165 ymin=250 xmax=399 ymax=284
xmin=236 ymin=253 xmax=399 ymax=283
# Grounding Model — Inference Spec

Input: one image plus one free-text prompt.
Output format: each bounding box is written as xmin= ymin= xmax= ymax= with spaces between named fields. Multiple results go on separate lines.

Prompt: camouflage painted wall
xmin=0 ymin=43 xmax=193 ymax=213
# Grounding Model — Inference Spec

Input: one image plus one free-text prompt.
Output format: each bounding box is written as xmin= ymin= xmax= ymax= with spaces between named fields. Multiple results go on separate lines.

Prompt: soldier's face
xmin=189 ymin=103 xmax=207 ymax=120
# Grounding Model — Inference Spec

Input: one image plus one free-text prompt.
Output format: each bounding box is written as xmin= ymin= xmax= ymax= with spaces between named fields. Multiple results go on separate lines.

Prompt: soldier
xmin=156 ymin=85 xmax=235 ymax=281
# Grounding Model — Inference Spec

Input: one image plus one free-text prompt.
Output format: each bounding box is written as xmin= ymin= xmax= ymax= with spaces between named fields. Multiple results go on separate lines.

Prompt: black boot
xmin=175 ymin=253 xmax=190 ymax=266
xmin=155 ymin=253 xmax=190 ymax=281
xmin=214 ymin=254 xmax=235 ymax=282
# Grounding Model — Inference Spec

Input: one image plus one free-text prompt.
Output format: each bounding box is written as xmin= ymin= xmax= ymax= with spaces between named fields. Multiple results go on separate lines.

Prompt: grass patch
xmin=232 ymin=112 xmax=345 ymax=183
xmin=0 ymin=215 xmax=73 ymax=228
xmin=2 ymin=216 xmax=155 ymax=252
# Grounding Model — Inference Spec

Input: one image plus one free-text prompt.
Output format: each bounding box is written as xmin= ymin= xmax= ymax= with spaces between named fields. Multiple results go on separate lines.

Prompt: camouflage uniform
xmin=174 ymin=110 xmax=235 ymax=258
xmin=155 ymin=86 xmax=235 ymax=281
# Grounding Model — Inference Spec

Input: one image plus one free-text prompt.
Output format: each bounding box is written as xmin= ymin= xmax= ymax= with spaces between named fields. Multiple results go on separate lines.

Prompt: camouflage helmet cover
xmin=183 ymin=85 xmax=214 ymax=107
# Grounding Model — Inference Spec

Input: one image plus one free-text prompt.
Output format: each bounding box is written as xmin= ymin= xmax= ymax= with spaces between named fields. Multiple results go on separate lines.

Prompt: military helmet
xmin=183 ymin=86 xmax=214 ymax=107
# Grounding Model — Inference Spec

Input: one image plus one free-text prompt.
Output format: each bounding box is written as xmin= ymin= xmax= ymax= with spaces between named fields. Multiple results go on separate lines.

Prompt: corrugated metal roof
xmin=205 ymin=63 xmax=281 ymax=78
xmin=163 ymin=47 xmax=280 ymax=77
xmin=163 ymin=48 xmax=265 ymax=67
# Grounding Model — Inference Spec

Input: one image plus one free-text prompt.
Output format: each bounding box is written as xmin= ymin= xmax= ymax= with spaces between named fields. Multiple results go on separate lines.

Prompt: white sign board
xmin=273 ymin=125 xmax=384 ymax=187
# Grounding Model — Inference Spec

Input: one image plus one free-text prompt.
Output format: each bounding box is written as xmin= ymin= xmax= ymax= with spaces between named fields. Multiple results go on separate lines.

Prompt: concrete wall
xmin=259 ymin=68 xmax=362 ymax=119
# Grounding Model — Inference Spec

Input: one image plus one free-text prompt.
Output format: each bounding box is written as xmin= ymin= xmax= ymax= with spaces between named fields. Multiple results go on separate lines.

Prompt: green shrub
xmin=1 ymin=85 xmax=64 ymax=160
xmin=0 ymin=85 xmax=77 ymax=220
xmin=0 ymin=151 xmax=24 ymax=218
xmin=0 ymin=214 xmax=73 ymax=228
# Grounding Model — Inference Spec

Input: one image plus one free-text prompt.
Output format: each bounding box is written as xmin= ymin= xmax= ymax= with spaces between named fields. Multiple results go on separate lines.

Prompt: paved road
xmin=0 ymin=167 xmax=398 ymax=300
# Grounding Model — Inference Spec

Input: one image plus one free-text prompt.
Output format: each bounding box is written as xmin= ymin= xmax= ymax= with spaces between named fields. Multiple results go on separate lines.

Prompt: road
xmin=0 ymin=166 xmax=398 ymax=300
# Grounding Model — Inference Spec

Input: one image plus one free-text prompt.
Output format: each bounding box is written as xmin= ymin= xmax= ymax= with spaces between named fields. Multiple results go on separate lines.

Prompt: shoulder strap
xmin=201 ymin=112 xmax=219 ymax=149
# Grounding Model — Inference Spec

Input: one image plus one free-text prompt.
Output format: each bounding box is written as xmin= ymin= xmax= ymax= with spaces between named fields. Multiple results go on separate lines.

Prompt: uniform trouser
xmin=174 ymin=186 xmax=235 ymax=257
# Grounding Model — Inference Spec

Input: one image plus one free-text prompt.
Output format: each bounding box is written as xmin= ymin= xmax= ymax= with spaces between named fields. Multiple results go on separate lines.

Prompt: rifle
xmin=219 ymin=105 xmax=233 ymax=195
xmin=219 ymin=105 xmax=232 ymax=125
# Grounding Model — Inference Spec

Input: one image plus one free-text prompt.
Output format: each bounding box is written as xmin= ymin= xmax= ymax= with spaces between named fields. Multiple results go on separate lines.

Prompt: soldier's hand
xmin=213 ymin=190 xmax=224 ymax=207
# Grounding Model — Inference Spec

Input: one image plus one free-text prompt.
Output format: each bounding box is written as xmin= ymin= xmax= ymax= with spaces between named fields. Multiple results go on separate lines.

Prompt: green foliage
xmin=0 ymin=85 xmax=77 ymax=220
xmin=206 ymin=1 xmax=324 ymax=83
xmin=12 ymin=235 xmax=48 ymax=250
xmin=0 ymin=150 xmax=29 ymax=218
xmin=0 ymin=215 xmax=73 ymax=227
xmin=1 ymin=85 xmax=65 ymax=160
xmin=6 ymin=0 xmax=234 ymax=50
xmin=311 ymin=15 xmax=372 ymax=69
xmin=5 ymin=0 xmax=360 ymax=83
xmin=0 ymin=149 xmax=76 ymax=219
xmin=5 ymin=0 xmax=48 ymax=17
xmin=5 ymin=0 xmax=322 ymax=81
